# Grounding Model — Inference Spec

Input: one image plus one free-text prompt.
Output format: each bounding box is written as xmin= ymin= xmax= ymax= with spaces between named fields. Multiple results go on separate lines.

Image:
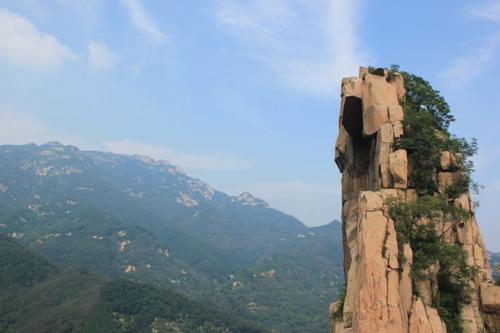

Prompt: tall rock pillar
xmin=329 ymin=67 xmax=500 ymax=333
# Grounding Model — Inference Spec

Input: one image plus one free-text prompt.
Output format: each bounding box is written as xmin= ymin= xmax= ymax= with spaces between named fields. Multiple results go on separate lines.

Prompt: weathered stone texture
xmin=409 ymin=297 xmax=447 ymax=333
xmin=331 ymin=67 xmax=498 ymax=333
xmin=389 ymin=149 xmax=408 ymax=189
xmin=481 ymin=284 xmax=500 ymax=330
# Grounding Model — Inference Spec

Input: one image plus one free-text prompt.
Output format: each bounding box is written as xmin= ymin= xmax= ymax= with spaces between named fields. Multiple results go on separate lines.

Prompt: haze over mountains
xmin=0 ymin=142 xmax=344 ymax=332
xmin=0 ymin=142 xmax=497 ymax=332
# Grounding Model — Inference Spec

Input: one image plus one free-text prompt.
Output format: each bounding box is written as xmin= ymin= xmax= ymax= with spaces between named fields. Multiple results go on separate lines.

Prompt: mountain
xmin=489 ymin=251 xmax=500 ymax=281
xmin=0 ymin=142 xmax=305 ymax=276
xmin=0 ymin=235 xmax=266 ymax=333
xmin=214 ymin=222 xmax=344 ymax=332
xmin=0 ymin=142 xmax=345 ymax=332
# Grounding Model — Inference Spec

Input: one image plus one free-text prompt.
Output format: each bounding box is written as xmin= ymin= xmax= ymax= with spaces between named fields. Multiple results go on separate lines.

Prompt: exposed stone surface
xmin=440 ymin=151 xmax=452 ymax=171
xmin=389 ymin=149 xmax=408 ymax=189
xmin=399 ymin=244 xmax=414 ymax=319
xmin=361 ymin=73 xmax=399 ymax=136
xmin=437 ymin=172 xmax=457 ymax=193
xmin=388 ymin=105 xmax=404 ymax=122
xmin=414 ymin=264 xmax=439 ymax=307
xmin=425 ymin=302 xmax=446 ymax=333
xmin=409 ymin=298 xmax=446 ymax=333
xmin=481 ymin=284 xmax=500 ymax=330
xmin=331 ymin=67 xmax=498 ymax=333
xmin=329 ymin=302 xmax=340 ymax=333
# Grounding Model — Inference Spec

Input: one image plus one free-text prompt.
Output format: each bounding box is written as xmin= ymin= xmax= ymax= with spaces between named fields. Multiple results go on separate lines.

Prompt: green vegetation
xmin=381 ymin=65 xmax=481 ymax=333
xmin=0 ymin=142 xmax=346 ymax=332
xmin=0 ymin=236 xmax=266 ymax=333
xmin=331 ymin=287 xmax=346 ymax=322
xmin=387 ymin=195 xmax=469 ymax=270
xmin=0 ymin=234 xmax=57 ymax=288
xmin=388 ymin=196 xmax=476 ymax=332
xmin=387 ymin=65 xmax=478 ymax=196
xmin=101 ymin=280 xmax=264 ymax=333
xmin=212 ymin=222 xmax=345 ymax=333
xmin=0 ymin=234 xmax=105 ymax=332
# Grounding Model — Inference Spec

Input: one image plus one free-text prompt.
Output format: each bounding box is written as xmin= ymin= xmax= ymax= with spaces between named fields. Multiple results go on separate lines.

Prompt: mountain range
xmin=0 ymin=234 xmax=264 ymax=333
xmin=489 ymin=251 xmax=500 ymax=281
xmin=0 ymin=142 xmax=344 ymax=333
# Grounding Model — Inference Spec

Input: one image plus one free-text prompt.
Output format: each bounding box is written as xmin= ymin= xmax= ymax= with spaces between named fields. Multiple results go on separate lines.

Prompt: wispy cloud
xmin=215 ymin=0 xmax=370 ymax=96
xmin=87 ymin=40 xmax=118 ymax=71
xmin=0 ymin=9 xmax=75 ymax=69
xmin=0 ymin=111 xmax=250 ymax=171
xmin=122 ymin=0 xmax=167 ymax=47
xmin=102 ymin=140 xmax=251 ymax=171
xmin=438 ymin=33 xmax=500 ymax=88
xmin=470 ymin=1 xmax=500 ymax=21
xmin=439 ymin=2 xmax=500 ymax=88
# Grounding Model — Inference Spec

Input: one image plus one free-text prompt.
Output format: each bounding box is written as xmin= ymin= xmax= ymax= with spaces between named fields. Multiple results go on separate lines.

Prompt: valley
xmin=0 ymin=142 xmax=344 ymax=333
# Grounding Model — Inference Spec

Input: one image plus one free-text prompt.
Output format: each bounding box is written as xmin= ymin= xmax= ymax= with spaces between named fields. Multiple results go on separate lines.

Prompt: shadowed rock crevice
xmin=342 ymin=96 xmax=363 ymax=141
xmin=342 ymin=96 xmax=375 ymax=181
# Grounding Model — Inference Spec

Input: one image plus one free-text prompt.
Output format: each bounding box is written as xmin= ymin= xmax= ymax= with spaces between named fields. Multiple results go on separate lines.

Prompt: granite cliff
xmin=330 ymin=67 xmax=500 ymax=333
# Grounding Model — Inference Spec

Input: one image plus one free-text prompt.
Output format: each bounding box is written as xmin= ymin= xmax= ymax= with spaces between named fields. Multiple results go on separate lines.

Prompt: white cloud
xmin=88 ymin=40 xmax=118 ymax=71
xmin=470 ymin=1 xmax=500 ymax=21
xmin=102 ymin=140 xmax=251 ymax=171
xmin=122 ymin=0 xmax=167 ymax=47
xmin=0 ymin=113 xmax=250 ymax=171
xmin=0 ymin=110 xmax=51 ymax=144
xmin=215 ymin=0 xmax=369 ymax=96
xmin=0 ymin=9 xmax=75 ymax=69
xmin=227 ymin=180 xmax=341 ymax=226
xmin=439 ymin=0 xmax=500 ymax=90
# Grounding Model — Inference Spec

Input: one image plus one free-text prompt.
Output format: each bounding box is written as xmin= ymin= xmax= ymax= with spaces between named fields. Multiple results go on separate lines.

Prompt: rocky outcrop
xmin=330 ymin=67 xmax=499 ymax=333
xmin=481 ymin=284 xmax=500 ymax=330
xmin=408 ymin=297 xmax=447 ymax=333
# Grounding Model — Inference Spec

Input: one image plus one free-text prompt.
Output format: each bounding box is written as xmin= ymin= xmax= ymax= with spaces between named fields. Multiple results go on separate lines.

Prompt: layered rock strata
xmin=330 ymin=67 xmax=499 ymax=333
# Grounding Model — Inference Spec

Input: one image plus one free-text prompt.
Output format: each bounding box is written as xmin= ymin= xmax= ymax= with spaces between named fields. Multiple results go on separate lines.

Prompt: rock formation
xmin=330 ymin=67 xmax=500 ymax=333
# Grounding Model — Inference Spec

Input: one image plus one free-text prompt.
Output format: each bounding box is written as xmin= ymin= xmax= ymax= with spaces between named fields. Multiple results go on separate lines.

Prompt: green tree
xmin=381 ymin=65 xmax=480 ymax=333
xmin=387 ymin=65 xmax=478 ymax=196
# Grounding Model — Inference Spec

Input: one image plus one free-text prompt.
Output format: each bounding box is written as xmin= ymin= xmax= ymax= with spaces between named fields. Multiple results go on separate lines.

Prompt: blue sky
xmin=0 ymin=0 xmax=499 ymax=250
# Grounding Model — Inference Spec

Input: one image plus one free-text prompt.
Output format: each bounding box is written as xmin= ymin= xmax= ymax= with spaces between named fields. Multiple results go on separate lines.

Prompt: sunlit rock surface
xmin=330 ymin=67 xmax=499 ymax=333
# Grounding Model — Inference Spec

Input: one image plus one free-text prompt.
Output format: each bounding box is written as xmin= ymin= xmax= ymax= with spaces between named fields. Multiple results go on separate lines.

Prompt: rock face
xmin=481 ymin=284 xmax=500 ymax=329
xmin=330 ymin=67 xmax=500 ymax=333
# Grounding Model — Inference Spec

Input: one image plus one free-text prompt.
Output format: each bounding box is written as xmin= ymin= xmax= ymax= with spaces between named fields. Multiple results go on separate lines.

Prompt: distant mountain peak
xmin=234 ymin=192 xmax=269 ymax=208
xmin=41 ymin=141 xmax=79 ymax=152
xmin=44 ymin=141 xmax=64 ymax=147
xmin=133 ymin=154 xmax=159 ymax=165
xmin=132 ymin=154 xmax=179 ymax=169
xmin=36 ymin=141 xmax=80 ymax=153
xmin=134 ymin=154 xmax=185 ymax=173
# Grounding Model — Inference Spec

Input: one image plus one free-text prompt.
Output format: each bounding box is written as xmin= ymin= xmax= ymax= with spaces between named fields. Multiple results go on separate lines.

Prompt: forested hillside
xmin=0 ymin=142 xmax=343 ymax=332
